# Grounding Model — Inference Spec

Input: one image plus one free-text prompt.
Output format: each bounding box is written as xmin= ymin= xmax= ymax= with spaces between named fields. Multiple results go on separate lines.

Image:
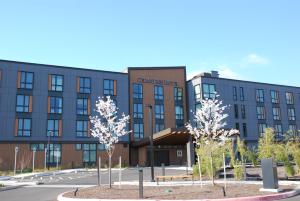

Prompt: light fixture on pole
xmin=145 ymin=104 xmax=155 ymax=182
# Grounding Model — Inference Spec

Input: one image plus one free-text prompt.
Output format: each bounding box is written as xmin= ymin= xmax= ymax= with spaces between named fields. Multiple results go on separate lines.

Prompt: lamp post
xmin=145 ymin=104 xmax=155 ymax=182
xmin=14 ymin=146 xmax=19 ymax=176
xmin=47 ymin=131 xmax=53 ymax=170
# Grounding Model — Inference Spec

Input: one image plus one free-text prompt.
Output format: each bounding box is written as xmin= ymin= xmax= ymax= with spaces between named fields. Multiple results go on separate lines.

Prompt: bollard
xmin=139 ymin=169 xmax=143 ymax=199
xmin=161 ymin=163 xmax=165 ymax=182
xmin=97 ymin=158 xmax=100 ymax=186
xmin=186 ymin=161 xmax=188 ymax=175
xmin=98 ymin=157 xmax=101 ymax=186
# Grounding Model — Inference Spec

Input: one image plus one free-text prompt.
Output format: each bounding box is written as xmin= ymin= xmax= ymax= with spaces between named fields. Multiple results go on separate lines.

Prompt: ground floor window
xmin=46 ymin=144 xmax=61 ymax=165
xmin=83 ymin=144 xmax=96 ymax=165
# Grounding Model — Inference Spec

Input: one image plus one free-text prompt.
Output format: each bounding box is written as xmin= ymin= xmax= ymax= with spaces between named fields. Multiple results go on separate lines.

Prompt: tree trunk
xmin=210 ymin=151 xmax=214 ymax=186
xmin=108 ymin=154 xmax=112 ymax=188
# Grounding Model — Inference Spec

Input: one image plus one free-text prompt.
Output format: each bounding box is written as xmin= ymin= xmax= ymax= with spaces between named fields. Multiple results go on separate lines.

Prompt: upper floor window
xmin=256 ymin=106 xmax=266 ymax=119
xmin=104 ymin=79 xmax=117 ymax=96
xmin=286 ymin=92 xmax=294 ymax=104
xmin=77 ymin=98 xmax=90 ymax=115
xmin=272 ymin=107 xmax=281 ymax=120
xmin=271 ymin=90 xmax=280 ymax=103
xmin=256 ymin=89 xmax=264 ymax=102
xmin=133 ymin=103 xmax=143 ymax=119
xmin=233 ymin=86 xmax=237 ymax=101
xmin=258 ymin=123 xmax=267 ymax=136
xmin=134 ymin=123 xmax=144 ymax=139
xmin=241 ymin=104 xmax=246 ymax=119
xmin=174 ymin=87 xmax=183 ymax=101
xmin=133 ymin=84 xmax=143 ymax=99
xmin=49 ymin=96 xmax=63 ymax=114
xmin=175 ymin=106 xmax=183 ymax=120
xmin=274 ymin=124 xmax=283 ymax=139
xmin=194 ymin=85 xmax=201 ymax=102
xmin=288 ymin=125 xmax=297 ymax=136
xmin=288 ymin=108 xmax=296 ymax=121
xmin=18 ymin=71 xmax=33 ymax=89
xmin=155 ymin=123 xmax=165 ymax=133
xmin=240 ymin=87 xmax=244 ymax=101
xmin=234 ymin=104 xmax=239 ymax=119
xmin=78 ymin=77 xmax=91 ymax=94
xmin=242 ymin=123 xmax=247 ymax=137
xmin=202 ymin=84 xmax=216 ymax=99
xmin=76 ymin=120 xmax=89 ymax=137
xmin=16 ymin=95 xmax=32 ymax=113
xmin=49 ymin=74 xmax=63 ymax=92
xmin=47 ymin=119 xmax=61 ymax=137
xmin=15 ymin=118 xmax=31 ymax=137
xmin=154 ymin=86 xmax=164 ymax=100
xmin=155 ymin=104 xmax=164 ymax=119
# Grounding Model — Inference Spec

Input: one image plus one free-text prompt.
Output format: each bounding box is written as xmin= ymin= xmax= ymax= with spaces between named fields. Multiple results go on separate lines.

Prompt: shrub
xmin=258 ymin=128 xmax=277 ymax=159
xmin=0 ymin=183 xmax=4 ymax=187
xmin=192 ymin=162 xmax=206 ymax=176
xmin=233 ymin=161 xmax=244 ymax=180
xmin=246 ymin=148 xmax=258 ymax=167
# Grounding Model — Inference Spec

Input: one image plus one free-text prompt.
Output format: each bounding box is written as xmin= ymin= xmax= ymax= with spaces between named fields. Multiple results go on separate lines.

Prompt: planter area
xmin=61 ymin=184 xmax=296 ymax=200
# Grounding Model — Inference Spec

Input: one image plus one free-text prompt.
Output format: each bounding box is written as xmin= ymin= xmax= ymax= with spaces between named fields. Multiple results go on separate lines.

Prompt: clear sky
xmin=0 ymin=1 xmax=299 ymax=85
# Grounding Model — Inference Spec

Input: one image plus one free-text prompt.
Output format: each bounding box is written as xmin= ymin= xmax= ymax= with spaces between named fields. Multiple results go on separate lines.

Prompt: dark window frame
xmin=133 ymin=83 xmax=143 ymax=99
xmin=79 ymin=77 xmax=91 ymax=94
xmin=16 ymin=94 xmax=30 ymax=112
xmin=50 ymin=74 xmax=63 ymax=92
xmin=20 ymin=71 xmax=34 ymax=89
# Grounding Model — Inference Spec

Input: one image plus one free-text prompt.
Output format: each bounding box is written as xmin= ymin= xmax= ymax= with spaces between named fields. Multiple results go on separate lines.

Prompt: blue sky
xmin=0 ymin=1 xmax=299 ymax=85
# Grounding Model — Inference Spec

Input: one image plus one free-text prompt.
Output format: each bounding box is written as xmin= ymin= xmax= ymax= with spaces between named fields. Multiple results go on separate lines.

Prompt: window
xmin=133 ymin=84 xmax=143 ymax=99
xmin=240 ymin=87 xmax=244 ymax=101
xmin=16 ymin=95 xmax=32 ymax=112
xmin=194 ymin=85 xmax=201 ymax=102
xmin=288 ymin=108 xmax=296 ymax=121
xmin=134 ymin=123 xmax=144 ymax=139
xmin=83 ymin=144 xmax=96 ymax=164
xmin=195 ymin=103 xmax=201 ymax=112
xmin=154 ymin=86 xmax=164 ymax=100
xmin=256 ymin=89 xmax=264 ymax=102
xmin=49 ymin=97 xmax=63 ymax=114
xmin=256 ymin=106 xmax=266 ymax=119
xmin=104 ymin=79 xmax=116 ymax=96
xmin=18 ymin=71 xmax=33 ymax=89
xmin=79 ymin=77 xmax=91 ymax=94
xmin=233 ymin=87 xmax=237 ymax=101
xmin=98 ymin=144 xmax=105 ymax=150
xmin=241 ymin=105 xmax=246 ymax=119
xmin=155 ymin=123 xmax=165 ymax=133
xmin=286 ymin=92 xmax=294 ymax=104
xmin=47 ymin=120 xmax=60 ymax=137
xmin=46 ymin=144 xmax=61 ymax=164
xmin=288 ymin=125 xmax=297 ymax=137
xmin=242 ymin=123 xmax=247 ymax=137
xmin=175 ymin=106 xmax=183 ymax=120
xmin=16 ymin=118 xmax=31 ymax=137
xmin=202 ymin=84 xmax=216 ymax=99
xmin=271 ymin=90 xmax=280 ymax=103
xmin=174 ymin=87 xmax=183 ymax=101
xmin=155 ymin=104 xmax=164 ymax=119
xmin=133 ymin=103 xmax=143 ymax=118
xmin=49 ymin=74 xmax=63 ymax=91
xmin=75 ymin=144 xmax=82 ymax=150
xmin=77 ymin=98 xmax=89 ymax=115
xmin=258 ymin=123 xmax=267 ymax=136
xmin=235 ymin=123 xmax=240 ymax=131
xmin=272 ymin=107 xmax=281 ymax=120
xmin=76 ymin=121 xmax=89 ymax=137
xmin=234 ymin=104 xmax=239 ymax=119
xmin=30 ymin=144 xmax=45 ymax=151
xmin=274 ymin=124 xmax=283 ymax=139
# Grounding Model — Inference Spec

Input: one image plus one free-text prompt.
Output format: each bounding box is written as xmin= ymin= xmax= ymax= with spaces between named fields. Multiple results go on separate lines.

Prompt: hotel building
xmin=0 ymin=60 xmax=299 ymax=170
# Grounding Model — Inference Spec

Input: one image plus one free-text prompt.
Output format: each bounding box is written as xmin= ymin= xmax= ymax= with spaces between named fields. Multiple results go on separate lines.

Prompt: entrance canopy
xmin=131 ymin=128 xmax=190 ymax=147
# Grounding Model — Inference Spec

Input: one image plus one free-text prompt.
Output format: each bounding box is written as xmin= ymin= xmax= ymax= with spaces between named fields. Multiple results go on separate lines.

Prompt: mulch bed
xmin=64 ymin=184 xmax=295 ymax=200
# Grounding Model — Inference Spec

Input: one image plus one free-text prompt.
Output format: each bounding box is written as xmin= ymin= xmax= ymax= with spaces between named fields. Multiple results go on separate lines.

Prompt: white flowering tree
xmin=90 ymin=96 xmax=131 ymax=188
xmin=186 ymin=94 xmax=239 ymax=185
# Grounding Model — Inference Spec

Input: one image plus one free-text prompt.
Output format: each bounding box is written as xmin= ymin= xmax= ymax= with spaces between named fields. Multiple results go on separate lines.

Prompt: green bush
xmin=233 ymin=161 xmax=244 ymax=180
xmin=192 ymin=162 xmax=206 ymax=176
xmin=246 ymin=148 xmax=258 ymax=167
xmin=284 ymin=161 xmax=295 ymax=177
xmin=0 ymin=183 xmax=4 ymax=187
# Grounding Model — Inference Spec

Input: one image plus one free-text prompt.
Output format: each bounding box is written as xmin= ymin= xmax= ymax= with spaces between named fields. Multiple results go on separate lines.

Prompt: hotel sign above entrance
xmin=137 ymin=78 xmax=178 ymax=86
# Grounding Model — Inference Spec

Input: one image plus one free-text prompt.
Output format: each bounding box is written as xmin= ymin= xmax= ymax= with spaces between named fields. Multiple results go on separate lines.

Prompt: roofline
xmin=128 ymin=66 xmax=186 ymax=71
xmin=0 ymin=59 xmax=128 ymax=75
xmin=187 ymin=75 xmax=300 ymax=89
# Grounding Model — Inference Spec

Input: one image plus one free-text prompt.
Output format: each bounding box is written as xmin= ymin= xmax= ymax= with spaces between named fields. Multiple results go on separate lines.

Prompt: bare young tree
xmin=90 ymin=96 xmax=131 ymax=188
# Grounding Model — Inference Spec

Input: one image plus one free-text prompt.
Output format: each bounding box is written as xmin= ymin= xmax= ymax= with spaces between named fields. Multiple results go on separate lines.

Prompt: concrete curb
xmin=57 ymin=187 xmax=300 ymax=201
xmin=0 ymin=184 xmax=27 ymax=192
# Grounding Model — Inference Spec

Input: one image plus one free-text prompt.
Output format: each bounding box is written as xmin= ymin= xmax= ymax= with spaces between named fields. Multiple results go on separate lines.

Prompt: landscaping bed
xmin=64 ymin=184 xmax=295 ymax=200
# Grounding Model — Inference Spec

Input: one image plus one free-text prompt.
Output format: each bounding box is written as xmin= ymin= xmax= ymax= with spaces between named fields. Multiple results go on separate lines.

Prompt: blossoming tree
xmin=186 ymin=94 xmax=239 ymax=185
xmin=90 ymin=96 xmax=131 ymax=188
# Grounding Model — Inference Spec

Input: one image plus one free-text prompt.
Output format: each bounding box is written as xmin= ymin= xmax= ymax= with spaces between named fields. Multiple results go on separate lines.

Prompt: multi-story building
xmin=0 ymin=60 xmax=299 ymax=170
